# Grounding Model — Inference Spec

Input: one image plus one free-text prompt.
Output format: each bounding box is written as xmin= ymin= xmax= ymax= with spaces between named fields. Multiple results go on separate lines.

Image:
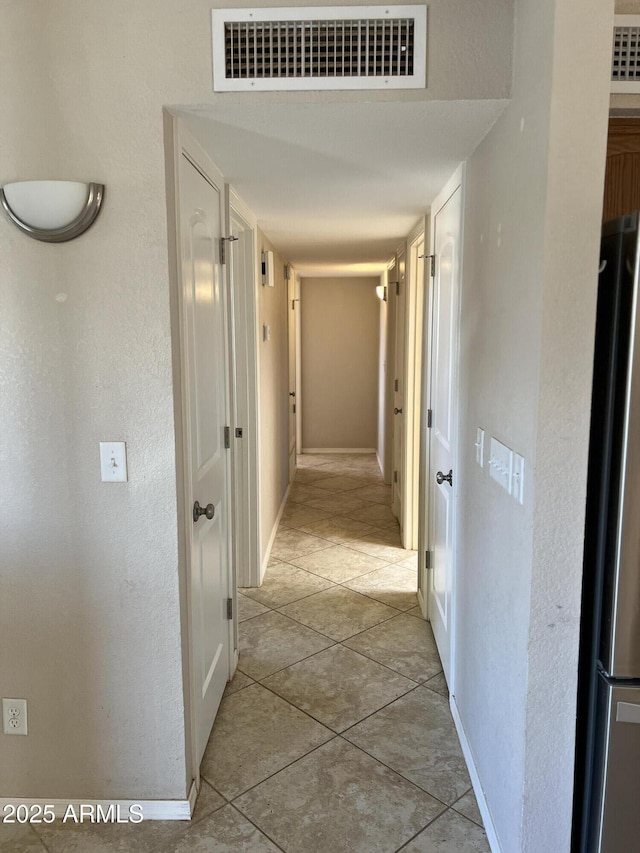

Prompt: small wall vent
xmin=211 ymin=5 xmax=427 ymax=92
xmin=612 ymin=15 xmax=640 ymax=93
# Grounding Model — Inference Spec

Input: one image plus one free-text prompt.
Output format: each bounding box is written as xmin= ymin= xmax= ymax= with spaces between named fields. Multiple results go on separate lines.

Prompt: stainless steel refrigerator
xmin=574 ymin=211 xmax=640 ymax=852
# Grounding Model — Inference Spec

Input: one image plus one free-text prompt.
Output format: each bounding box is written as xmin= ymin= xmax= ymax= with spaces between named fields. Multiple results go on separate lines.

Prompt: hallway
xmin=196 ymin=453 xmax=490 ymax=852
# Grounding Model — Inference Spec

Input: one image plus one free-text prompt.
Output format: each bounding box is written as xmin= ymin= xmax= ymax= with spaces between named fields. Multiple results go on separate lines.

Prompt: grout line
xmin=393 ymin=807 xmax=451 ymax=851
xmin=228 ymin=803 xmax=288 ymax=853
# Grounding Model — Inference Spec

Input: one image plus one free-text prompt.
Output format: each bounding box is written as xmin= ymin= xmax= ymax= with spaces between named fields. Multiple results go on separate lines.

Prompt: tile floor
xmin=5 ymin=454 xmax=489 ymax=853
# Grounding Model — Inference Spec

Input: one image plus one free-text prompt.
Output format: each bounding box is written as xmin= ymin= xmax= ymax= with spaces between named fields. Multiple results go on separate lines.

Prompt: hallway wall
xmin=301 ymin=277 xmax=379 ymax=451
xmin=454 ymin=0 xmax=613 ymax=850
xmin=258 ymin=232 xmax=291 ymax=568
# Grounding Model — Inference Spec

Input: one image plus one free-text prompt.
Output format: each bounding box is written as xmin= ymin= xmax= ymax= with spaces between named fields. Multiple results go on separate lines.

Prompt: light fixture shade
xmin=0 ymin=180 xmax=105 ymax=242
xmin=376 ymin=284 xmax=387 ymax=302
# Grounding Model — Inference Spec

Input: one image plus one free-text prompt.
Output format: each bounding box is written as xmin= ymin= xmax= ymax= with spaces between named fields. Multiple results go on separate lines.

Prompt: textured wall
xmin=0 ymin=0 xmax=513 ymax=803
xmin=301 ymin=278 xmax=380 ymax=450
xmin=456 ymin=0 xmax=613 ymax=849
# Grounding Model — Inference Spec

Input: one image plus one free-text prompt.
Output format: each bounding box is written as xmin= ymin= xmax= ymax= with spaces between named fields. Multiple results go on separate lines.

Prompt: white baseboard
xmin=449 ymin=696 xmax=502 ymax=853
xmin=376 ymin=450 xmax=384 ymax=475
xmin=187 ymin=778 xmax=198 ymax=817
xmin=259 ymin=483 xmax=291 ymax=583
xmin=0 ymin=797 xmax=192 ymax=821
xmin=416 ymin=586 xmax=427 ymax=619
xmin=301 ymin=447 xmax=377 ymax=454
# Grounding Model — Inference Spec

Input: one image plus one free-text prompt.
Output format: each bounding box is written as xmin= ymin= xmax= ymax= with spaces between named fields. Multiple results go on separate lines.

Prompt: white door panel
xmin=392 ymin=247 xmax=407 ymax=530
xmin=427 ymin=178 xmax=462 ymax=688
xmin=180 ymin=154 xmax=230 ymax=767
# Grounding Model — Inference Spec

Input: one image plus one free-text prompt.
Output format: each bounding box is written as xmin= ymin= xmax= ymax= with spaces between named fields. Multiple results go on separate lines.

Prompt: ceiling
xmin=178 ymin=99 xmax=506 ymax=276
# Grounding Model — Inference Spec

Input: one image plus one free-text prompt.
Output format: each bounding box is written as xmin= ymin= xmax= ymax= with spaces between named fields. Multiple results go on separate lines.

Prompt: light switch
xmin=99 ymin=442 xmax=128 ymax=482
xmin=512 ymin=453 xmax=525 ymax=504
xmin=475 ymin=428 xmax=485 ymax=467
xmin=488 ymin=437 xmax=512 ymax=493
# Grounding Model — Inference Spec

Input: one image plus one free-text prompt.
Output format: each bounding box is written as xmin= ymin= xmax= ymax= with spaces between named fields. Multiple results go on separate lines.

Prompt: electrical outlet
xmin=3 ymin=698 xmax=28 ymax=735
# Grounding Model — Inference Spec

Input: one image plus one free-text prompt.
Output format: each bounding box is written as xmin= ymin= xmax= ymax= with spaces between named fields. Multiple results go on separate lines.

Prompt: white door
xmin=179 ymin=152 xmax=231 ymax=766
xmin=427 ymin=175 xmax=463 ymax=687
xmin=392 ymin=246 xmax=406 ymax=528
xmin=288 ymin=268 xmax=297 ymax=479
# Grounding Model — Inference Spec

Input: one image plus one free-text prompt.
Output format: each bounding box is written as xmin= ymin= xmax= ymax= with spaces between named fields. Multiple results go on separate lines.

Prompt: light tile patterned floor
xmin=10 ymin=454 xmax=489 ymax=853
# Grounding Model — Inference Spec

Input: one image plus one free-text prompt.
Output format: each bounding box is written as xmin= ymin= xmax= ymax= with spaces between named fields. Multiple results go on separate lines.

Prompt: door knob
xmin=394 ymin=407 xmax=403 ymax=415
xmin=193 ymin=501 xmax=215 ymax=523
xmin=289 ymin=391 xmax=296 ymax=397
xmin=436 ymin=469 xmax=453 ymax=486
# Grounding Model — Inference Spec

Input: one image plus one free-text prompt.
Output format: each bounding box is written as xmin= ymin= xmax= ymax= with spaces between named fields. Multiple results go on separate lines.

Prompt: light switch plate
xmin=475 ymin=428 xmax=485 ymax=467
xmin=99 ymin=442 xmax=128 ymax=482
xmin=263 ymin=324 xmax=271 ymax=342
xmin=512 ymin=453 xmax=525 ymax=504
xmin=489 ymin=437 xmax=512 ymax=493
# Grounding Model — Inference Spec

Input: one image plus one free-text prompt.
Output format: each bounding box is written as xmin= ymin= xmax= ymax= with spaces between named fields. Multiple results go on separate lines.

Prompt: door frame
xmin=164 ymin=113 xmax=236 ymax=784
xmin=228 ymin=189 xmax=262 ymax=589
xmin=402 ymin=218 xmax=428 ymax=550
xmin=419 ymin=163 xmax=465 ymax=695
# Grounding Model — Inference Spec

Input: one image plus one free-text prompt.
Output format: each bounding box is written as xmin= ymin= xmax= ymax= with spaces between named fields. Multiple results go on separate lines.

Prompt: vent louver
xmin=612 ymin=16 xmax=640 ymax=92
xmin=212 ymin=6 xmax=427 ymax=91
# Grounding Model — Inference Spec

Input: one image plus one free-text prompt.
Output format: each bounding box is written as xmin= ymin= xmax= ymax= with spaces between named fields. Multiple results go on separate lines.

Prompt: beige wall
xmin=301 ymin=278 xmax=379 ymax=450
xmin=257 ymin=233 xmax=290 ymax=564
xmin=455 ymin=0 xmax=613 ymax=850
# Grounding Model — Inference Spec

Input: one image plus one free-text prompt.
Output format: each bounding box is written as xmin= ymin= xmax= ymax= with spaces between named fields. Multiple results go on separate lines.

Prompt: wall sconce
xmin=376 ymin=285 xmax=387 ymax=302
xmin=0 ymin=180 xmax=105 ymax=243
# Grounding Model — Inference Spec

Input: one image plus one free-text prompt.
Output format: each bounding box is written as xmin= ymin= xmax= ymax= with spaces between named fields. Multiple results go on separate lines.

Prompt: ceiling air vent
xmin=211 ymin=6 xmax=427 ymax=92
xmin=612 ymin=16 xmax=640 ymax=93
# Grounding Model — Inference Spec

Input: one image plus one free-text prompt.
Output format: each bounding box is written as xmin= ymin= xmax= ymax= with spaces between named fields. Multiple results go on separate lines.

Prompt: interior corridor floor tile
xmin=200 ymin=683 xmax=333 ymax=799
xmin=307 ymin=493 xmax=373 ymax=515
xmin=278 ymin=586 xmax=398 ymax=640
xmin=262 ymin=644 xmax=415 ymax=732
xmin=346 ymin=484 xmax=393 ymax=504
xmin=234 ymin=737 xmax=445 ymax=853
xmin=286 ymin=484 xmax=331 ymax=504
xmin=452 ymin=790 xmax=484 ymax=827
xmin=161 ymin=804 xmax=282 ymax=853
xmin=346 ymin=503 xmax=400 ymax=528
xmin=346 ymin=530 xmax=410 ymax=563
xmin=190 ymin=780 xmax=227 ymax=823
xmin=238 ymin=611 xmax=334 ymax=680
xmin=424 ymin=672 xmax=449 ymax=698
xmin=223 ymin=669 xmax=254 ymax=698
xmin=288 ymin=544 xmax=390 ymax=583
xmin=294 ymin=467 xmax=337 ymax=484
xmin=237 ymin=593 xmax=271 ymax=622
xmin=400 ymin=808 xmax=490 ymax=852
xmin=279 ymin=503 xmax=334 ymax=529
xmin=241 ymin=561 xmax=335 ymax=609
xmin=343 ymin=613 xmax=442 ymax=682
xmin=310 ymin=475 xmax=366 ymax=492
xmin=343 ymin=563 xmax=419 ymax=611
xmin=270 ymin=527 xmax=332 ymax=562
xmin=297 ymin=515 xmax=378 ymax=544
xmin=33 ymin=815 xmax=187 ymax=853
xmin=0 ymin=824 xmax=47 ymax=853
xmin=343 ymin=686 xmax=471 ymax=804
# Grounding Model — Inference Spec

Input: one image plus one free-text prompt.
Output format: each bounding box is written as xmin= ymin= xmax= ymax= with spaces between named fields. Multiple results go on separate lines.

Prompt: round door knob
xmin=436 ymin=469 xmax=453 ymax=486
xmin=394 ymin=407 xmax=403 ymax=415
xmin=289 ymin=391 xmax=296 ymax=397
xmin=193 ymin=501 xmax=215 ymax=523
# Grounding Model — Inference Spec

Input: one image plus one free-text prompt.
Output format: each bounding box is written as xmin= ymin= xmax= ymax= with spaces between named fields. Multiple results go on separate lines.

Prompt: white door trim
xmin=164 ymin=113 xmax=236 ymax=784
xmin=402 ymin=220 xmax=427 ymax=550
xmin=424 ymin=162 xmax=465 ymax=694
xmin=228 ymin=188 xmax=262 ymax=589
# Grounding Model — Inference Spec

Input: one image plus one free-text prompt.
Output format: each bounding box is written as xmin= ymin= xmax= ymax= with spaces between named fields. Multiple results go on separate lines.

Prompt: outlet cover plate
xmin=489 ymin=436 xmax=512 ymax=493
xmin=3 ymin=698 xmax=28 ymax=735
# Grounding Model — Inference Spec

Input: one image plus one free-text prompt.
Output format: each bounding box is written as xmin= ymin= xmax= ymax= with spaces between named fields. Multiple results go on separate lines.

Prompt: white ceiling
xmin=178 ymin=99 xmax=506 ymax=276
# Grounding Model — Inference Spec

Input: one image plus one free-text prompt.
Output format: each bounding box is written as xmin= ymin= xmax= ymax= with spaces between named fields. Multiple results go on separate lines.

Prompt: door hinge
xmin=394 ymin=378 xmax=399 ymax=392
xmin=419 ymin=254 xmax=436 ymax=277
xmin=427 ymin=409 xmax=433 ymax=428
xmin=396 ymin=281 xmax=400 ymax=296
xmin=393 ymin=470 xmax=398 ymax=483
xmin=425 ymin=550 xmax=432 ymax=570
xmin=219 ymin=235 xmax=238 ymax=265
xmin=226 ymin=598 xmax=233 ymax=619
xmin=224 ymin=426 xmax=231 ymax=449
xmin=235 ymin=427 xmax=243 ymax=438
xmin=293 ymin=404 xmax=296 ymax=414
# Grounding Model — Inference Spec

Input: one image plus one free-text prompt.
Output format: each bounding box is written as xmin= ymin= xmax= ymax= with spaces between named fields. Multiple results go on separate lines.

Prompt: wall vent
xmin=211 ymin=6 xmax=427 ymax=92
xmin=612 ymin=15 xmax=640 ymax=93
